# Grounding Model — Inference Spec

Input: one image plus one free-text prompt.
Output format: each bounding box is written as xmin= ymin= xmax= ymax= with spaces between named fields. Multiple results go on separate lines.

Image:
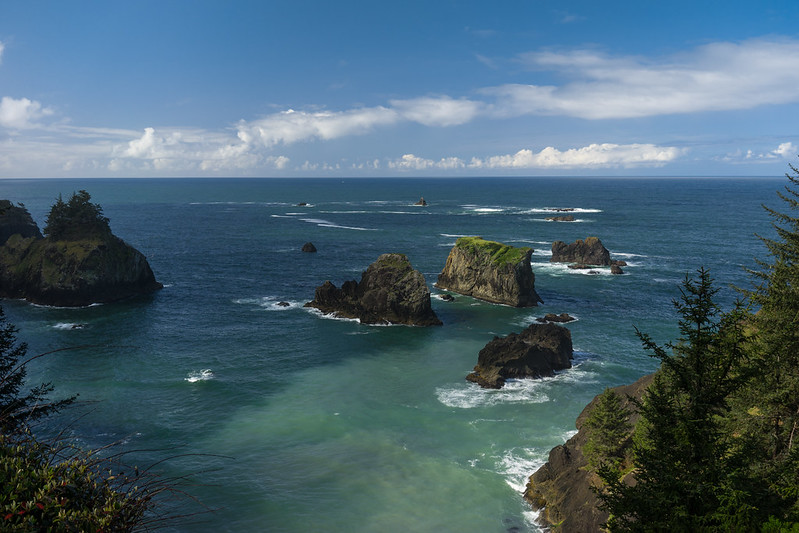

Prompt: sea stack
xmin=436 ymin=236 xmax=542 ymax=307
xmin=0 ymin=191 xmax=162 ymax=307
xmin=466 ymin=322 xmax=573 ymax=388
xmin=305 ymin=253 xmax=442 ymax=326
xmin=551 ymin=237 xmax=611 ymax=266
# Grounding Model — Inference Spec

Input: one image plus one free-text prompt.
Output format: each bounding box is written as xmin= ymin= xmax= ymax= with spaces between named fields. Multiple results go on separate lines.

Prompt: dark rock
xmin=536 ymin=313 xmax=575 ymax=323
xmin=466 ymin=322 xmax=573 ymax=388
xmin=0 ymin=196 xmax=162 ymax=307
xmin=551 ymin=237 xmax=611 ymax=266
xmin=305 ymin=253 xmax=442 ymax=326
xmin=611 ymin=265 xmax=624 ymax=275
xmin=276 ymin=301 xmax=291 ymax=307
xmin=524 ymin=373 xmax=655 ymax=532
xmin=0 ymin=200 xmax=42 ymax=245
xmin=414 ymin=197 xmax=427 ymax=206
xmin=567 ymin=264 xmax=591 ymax=270
xmin=297 ymin=202 xmax=308 ymax=207
xmin=436 ymin=237 xmax=542 ymax=307
xmin=545 ymin=215 xmax=575 ymax=222
xmin=440 ymin=294 xmax=455 ymax=302
xmin=611 ymin=259 xmax=627 ymax=267
xmin=302 ymin=242 xmax=317 ymax=253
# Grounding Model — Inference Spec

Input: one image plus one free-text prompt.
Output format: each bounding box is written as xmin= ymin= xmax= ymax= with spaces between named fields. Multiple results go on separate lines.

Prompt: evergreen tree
xmin=598 ymin=268 xmax=749 ymax=531
xmin=583 ymin=388 xmax=632 ymax=477
xmin=0 ymin=305 xmax=75 ymax=433
xmin=43 ymin=190 xmax=110 ymax=241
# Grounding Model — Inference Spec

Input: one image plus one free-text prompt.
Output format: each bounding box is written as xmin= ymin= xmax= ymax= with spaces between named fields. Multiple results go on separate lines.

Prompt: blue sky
xmin=1 ymin=0 xmax=799 ymax=178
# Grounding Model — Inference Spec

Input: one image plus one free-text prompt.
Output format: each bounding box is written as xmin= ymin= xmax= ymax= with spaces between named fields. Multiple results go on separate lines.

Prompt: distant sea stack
xmin=466 ymin=322 xmax=573 ymax=388
xmin=305 ymin=253 xmax=442 ymax=326
xmin=436 ymin=237 xmax=542 ymax=307
xmin=0 ymin=191 xmax=162 ymax=307
xmin=551 ymin=237 xmax=627 ymax=274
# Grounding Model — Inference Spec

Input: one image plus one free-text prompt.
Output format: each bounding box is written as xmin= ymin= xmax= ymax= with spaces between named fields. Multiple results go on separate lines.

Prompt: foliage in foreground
xmin=591 ymin=167 xmax=799 ymax=531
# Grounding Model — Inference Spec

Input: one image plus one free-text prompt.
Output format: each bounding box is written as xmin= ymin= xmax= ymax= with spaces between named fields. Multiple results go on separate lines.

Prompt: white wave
xmin=532 ymin=249 xmax=552 ymax=256
xmin=440 ymin=233 xmax=471 ymax=238
xmin=436 ymin=379 xmax=550 ymax=409
xmin=320 ymin=210 xmax=369 ymax=214
xmin=233 ymin=297 xmax=304 ymax=310
xmin=300 ymin=217 xmax=377 ymax=231
xmin=496 ymin=447 xmax=550 ymax=493
xmin=532 ymin=262 xmax=616 ymax=276
xmin=53 ymin=322 xmax=87 ymax=330
xmin=185 ymin=369 xmax=214 ymax=383
xmin=270 ymin=214 xmax=295 ymax=218
xmin=612 ymin=251 xmax=647 ymax=258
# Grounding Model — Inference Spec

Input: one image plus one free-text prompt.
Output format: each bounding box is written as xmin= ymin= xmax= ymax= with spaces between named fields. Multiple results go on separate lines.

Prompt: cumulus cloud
xmin=738 ymin=141 xmax=798 ymax=162
xmin=487 ymin=38 xmax=799 ymax=119
xmin=469 ymin=143 xmax=682 ymax=169
xmin=0 ymin=96 xmax=54 ymax=129
xmin=388 ymin=154 xmax=467 ymax=170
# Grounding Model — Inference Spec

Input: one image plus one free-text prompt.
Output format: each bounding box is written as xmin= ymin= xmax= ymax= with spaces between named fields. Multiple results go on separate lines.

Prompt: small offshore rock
xmin=276 ymin=301 xmax=291 ymax=307
xmin=551 ymin=237 xmax=611 ymax=266
xmin=545 ymin=215 xmax=575 ymax=222
xmin=297 ymin=202 xmax=308 ymax=207
xmin=611 ymin=265 xmax=624 ymax=275
xmin=414 ymin=197 xmax=427 ymax=206
xmin=302 ymin=242 xmax=317 ymax=253
xmin=440 ymin=294 xmax=455 ymax=302
xmin=536 ymin=313 xmax=575 ymax=323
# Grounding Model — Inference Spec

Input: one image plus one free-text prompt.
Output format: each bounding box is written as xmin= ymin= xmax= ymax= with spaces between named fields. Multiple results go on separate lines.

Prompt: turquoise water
xmin=0 ymin=177 xmax=783 ymax=531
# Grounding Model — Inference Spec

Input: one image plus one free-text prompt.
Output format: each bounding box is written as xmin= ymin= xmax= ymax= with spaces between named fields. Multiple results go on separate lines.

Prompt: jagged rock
xmin=612 ymin=259 xmax=627 ymax=267
xmin=436 ymin=237 xmax=543 ymax=307
xmin=440 ymin=294 xmax=455 ymax=302
xmin=305 ymin=253 xmax=442 ymax=326
xmin=545 ymin=215 xmax=575 ymax=222
xmin=536 ymin=313 xmax=575 ymax=323
xmin=302 ymin=242 xmax=317 ymax=253
xmin=0 ymin=200 xmax=42 ymax=245
xmin=466 ymin=322 xmax=572 ymax=388
xmin=276 ymin=301 xmax=291 ymax=307
xmin=0 ymin=195 xmax=162 ymax=307
xmin=524 ymin=373 xmax=655 ymax=532
xmin=414 ymin=197 xmax=427 ymax=206
xmin=611 ymin=265 xmax=624 ymax=275
xmin=551 ymin=237 xmax=611 ymax=266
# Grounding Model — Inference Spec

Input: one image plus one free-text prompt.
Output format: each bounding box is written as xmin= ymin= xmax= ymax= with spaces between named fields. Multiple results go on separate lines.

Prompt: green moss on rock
xmin=455 ymin=237 xmax=532 ymax=267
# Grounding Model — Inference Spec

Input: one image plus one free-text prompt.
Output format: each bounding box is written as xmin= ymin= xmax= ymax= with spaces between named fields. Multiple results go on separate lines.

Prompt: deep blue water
xmin=0 ymin=177 xmax=783 ymax=531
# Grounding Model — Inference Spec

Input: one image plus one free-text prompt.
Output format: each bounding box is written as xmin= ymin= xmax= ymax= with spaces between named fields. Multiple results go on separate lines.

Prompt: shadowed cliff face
xmin=524 ymin=373 xmax=655 ymax=532
xmin=0 ymin=200 xmax=42 ymax=245
xmin=436 ymin=237 xmax=542 ymax=307
xmin=305 ymin=253 xmax=442 ymax=326
xmin=0 ymin=201 xmax=162 ymax=307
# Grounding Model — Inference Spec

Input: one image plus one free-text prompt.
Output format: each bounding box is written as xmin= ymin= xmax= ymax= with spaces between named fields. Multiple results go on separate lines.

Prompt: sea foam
xmin=185 ymin=369 xmax=214 ymax=382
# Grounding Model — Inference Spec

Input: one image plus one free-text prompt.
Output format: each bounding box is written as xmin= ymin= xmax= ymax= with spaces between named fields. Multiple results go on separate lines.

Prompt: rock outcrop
xmin=302 ymin=242 xmax=317 ymax=253
xmin=414 ymin=197 xmax=427 ymax=206
xmin=436 ymin=237 xmax=543 ymax=307
xmin=524 ymin=373 xmax=655 ymax=532
xmin=546 ymin=215 xmax=575 ymax=222
xmin=0 ymin=195 xmax=162 ymax=307
xmin=536 ymin=313 xmax=575 ymax=323
xmin=551 ymin=237 xmax=611 ymax=266
xmin=0 ymin=200 xmax=42 ymax=244
xmin=305 ymin=253 xmax=442 ymax=326
xmin=466 ymin=322 xmax=573 ymax=388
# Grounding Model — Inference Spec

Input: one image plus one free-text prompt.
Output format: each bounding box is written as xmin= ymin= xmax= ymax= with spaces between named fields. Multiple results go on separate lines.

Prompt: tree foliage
xmin=43 ymin=190 xmax=111 ymax=241
xmin=583 ymin=388 xmax=632 ymax=476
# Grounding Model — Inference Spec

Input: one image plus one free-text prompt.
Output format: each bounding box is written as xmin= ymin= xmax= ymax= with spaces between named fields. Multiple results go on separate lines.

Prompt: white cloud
xmin=388 ymin=154 xmax=466 ymax=170
xmin=487 ymin=38 xmax=799 ymax=119
xmin=470 ymin=143 xmax=683 ymax=169
xmin=237 ymin=107 xmax=399 ymax=147
xmin=737 ymin=141 xmax=798 ymax=162
xmin=772 ymin=142 xmax=797 ymax=158
xmin=390 ymin=96 xmax=482 ymax=126
xmin=0 ymin=96 xmax=54 ymax=129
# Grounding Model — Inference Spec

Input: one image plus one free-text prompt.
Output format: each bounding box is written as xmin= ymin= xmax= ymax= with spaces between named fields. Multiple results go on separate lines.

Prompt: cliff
xmin=466 ymin=322 xmax=573 ymax=388
xmin=0 ymin=196 xmax=162 ymax=307
xmin=524 ymin=373 xmax=654 ymax=532
xmin=436 ymin=237 xmax=542 ymax=307
xmin=305 ymin=253 xmax=442 ymax=326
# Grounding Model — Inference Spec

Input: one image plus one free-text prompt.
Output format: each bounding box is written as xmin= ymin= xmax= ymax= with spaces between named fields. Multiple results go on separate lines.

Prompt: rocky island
xmin=466 ymin=322 xmax=573 ymax=388
xmin=305 ymin=253 xmax=442 ymax=326
xmin=436 ymin=237 xmax=543 ymax=307
xmin=551 ymin=236 xmax=626 ymax=274
xmin=0 ymin=191 xmax=162 ymax=307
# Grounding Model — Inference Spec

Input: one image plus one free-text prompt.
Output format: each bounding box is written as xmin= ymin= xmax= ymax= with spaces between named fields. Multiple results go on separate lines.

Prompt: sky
xmin=1 ymin=0 xmax=799 ymax=178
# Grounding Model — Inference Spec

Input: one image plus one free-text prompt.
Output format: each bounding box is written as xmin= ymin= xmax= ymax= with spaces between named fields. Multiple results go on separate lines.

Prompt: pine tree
xmin=598 ymin=268 xmax=749 ymax=531
xmin=43 ymin=190 xmax=110 ymax=241
xmin=583 ymin=388 xmax=632 ymax=477
xmin=0 ymin=305 xmax=75 ymax=433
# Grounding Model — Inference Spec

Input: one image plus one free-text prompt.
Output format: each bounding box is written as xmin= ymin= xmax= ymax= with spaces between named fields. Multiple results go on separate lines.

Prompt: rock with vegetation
xmin=524 ymin=373 xmax=654 ymax=532
xmin=0 ymin=200 xmax=43 ymax=245
xmin=0 ymin=191 xmax=162 ymax=307
xmin=545 ymin=215 xmax=575 ymax=222
xmin=436 ymin=236 xmax=543 ymax=307
xmin=305 ymin=253 xmax=442 ymax=326
xmin=466 ymin=322 xmax=573 ymax=388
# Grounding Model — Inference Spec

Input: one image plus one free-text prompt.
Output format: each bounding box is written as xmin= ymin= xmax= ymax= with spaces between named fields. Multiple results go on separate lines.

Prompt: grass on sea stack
xmin=455 ymin=237 xmax=531 ymax=267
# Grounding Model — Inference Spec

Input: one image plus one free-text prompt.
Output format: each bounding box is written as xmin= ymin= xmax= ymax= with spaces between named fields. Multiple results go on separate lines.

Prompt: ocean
xmin=0 ymin=176 xmax=783 ymax=532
